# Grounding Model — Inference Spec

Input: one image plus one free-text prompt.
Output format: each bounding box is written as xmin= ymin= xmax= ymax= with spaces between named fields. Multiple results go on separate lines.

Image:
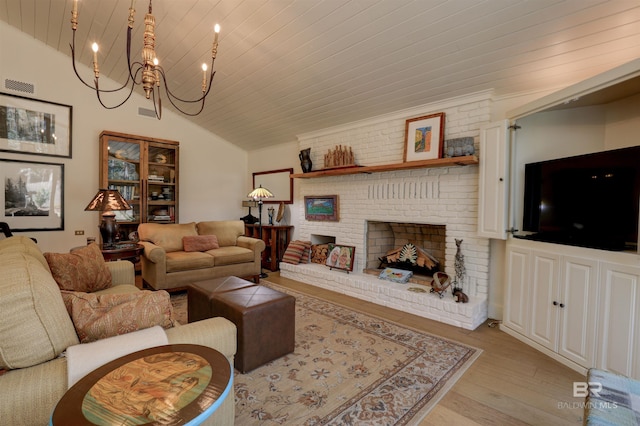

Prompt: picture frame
xmin=2 ymin=159 xmax=64 ymax=231
xmin=0 ymin=92 xmax=72 ymax=158
xmin=403 ymin=112 xmax=445 ymax=163
xmin=304 ymin=195 xmax=339 ymax=222
xmin=326 ymin=243 xmax=355 ymax=273
xmin=253 ymin=168 xmax=294 ymax=204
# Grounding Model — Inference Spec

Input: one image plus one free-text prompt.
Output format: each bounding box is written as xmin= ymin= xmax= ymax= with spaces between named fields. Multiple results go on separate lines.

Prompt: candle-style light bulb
xmin=201 ymin=63 xmax=208 ymax=92
xmin=153 ymin=58 xmax=160 ymax=86
xmin=91 ymin=42 xmax=99 ymax=78
xmin=212 ymin=24 xmax=220 ymax=59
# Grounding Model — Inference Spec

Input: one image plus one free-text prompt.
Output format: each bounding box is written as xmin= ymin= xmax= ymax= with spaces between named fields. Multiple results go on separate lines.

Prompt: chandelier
xmin=70 ymin=0 xmax=220 ymax=119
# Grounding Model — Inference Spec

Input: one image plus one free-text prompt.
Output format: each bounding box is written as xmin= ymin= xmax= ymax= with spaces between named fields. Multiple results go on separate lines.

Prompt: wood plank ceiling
xmin=1 ymin=0 xmax=640 ymax=150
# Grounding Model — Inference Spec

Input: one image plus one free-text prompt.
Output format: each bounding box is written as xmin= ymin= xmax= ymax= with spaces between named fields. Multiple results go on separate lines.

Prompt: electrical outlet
xmin=75 ymin=230 xmax=84 ymax=235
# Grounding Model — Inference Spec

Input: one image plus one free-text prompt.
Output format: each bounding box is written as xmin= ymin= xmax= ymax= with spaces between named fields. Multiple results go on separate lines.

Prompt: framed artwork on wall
xmin=403 ymin=112 xmax=445 ymax=163
xmin=1 ymin=159 xmax=64 ymax=231
xmin=0 ymin=92 xmax=72 ymax=158
xmin=326 ymin=243 xmax=355 ymax=272
xmin=304 ymin=195 xmax=339 ymax=221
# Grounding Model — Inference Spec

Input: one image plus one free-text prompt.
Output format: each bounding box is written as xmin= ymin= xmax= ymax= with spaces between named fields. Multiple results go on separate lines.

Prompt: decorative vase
xmin=299 ymin=148 xmax=312 ymax=173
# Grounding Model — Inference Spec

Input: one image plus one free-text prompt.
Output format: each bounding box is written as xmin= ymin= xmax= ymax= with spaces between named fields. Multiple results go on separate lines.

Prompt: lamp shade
xmin=247 ymin=185 xmax=274 ymax=200
xmin=242 ymin=200 xmax=258 ymax=208
xmin=85 ymin=189 xmax=132 ymax=212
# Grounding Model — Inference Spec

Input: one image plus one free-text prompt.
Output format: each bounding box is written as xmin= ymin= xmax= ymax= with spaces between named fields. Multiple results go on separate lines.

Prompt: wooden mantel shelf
xmin=290 ymin=155 xmax=478 ymax=178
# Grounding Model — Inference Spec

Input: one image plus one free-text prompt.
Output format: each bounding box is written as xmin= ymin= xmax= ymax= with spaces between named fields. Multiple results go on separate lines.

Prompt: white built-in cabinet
xmin=503 ymin=240 xmax=599 ymax=373
xmin=597 ymin=262 xmax=640 ymax=378
xmin=491 ymin=58 xmax=640 ymax=377
xmin=478 ymin=120 xmax=509 ymax=240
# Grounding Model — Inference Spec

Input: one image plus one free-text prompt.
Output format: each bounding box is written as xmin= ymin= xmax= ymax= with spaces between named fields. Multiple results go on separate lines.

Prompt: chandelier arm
xmin=163 ymin=70 xmax=216 ymax=105
xmin=94 ymin=73 xmax=139 ymax=110
xmin=70 ymin=31 xmax=137 ymax=94
xmin=152 ymin=67 xmax=206 ymax=116
xmin=150 ymin=85 xmax=163 ymax=119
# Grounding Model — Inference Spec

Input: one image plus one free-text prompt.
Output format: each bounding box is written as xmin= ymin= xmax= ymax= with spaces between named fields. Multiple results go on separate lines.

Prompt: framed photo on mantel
xmin=403 ymin=112 xmax=445 ymax=163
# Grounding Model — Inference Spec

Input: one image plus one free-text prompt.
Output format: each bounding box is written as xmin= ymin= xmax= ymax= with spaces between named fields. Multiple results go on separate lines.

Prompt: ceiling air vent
xmin=138 ymin=107 xmax=156 ymax=119
xmin=4 ymin=79 xmax=35 ymax=94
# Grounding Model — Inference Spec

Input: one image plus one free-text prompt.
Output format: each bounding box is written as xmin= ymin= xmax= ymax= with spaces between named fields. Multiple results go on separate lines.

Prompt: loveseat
xmin=0 ymin=236 xmax=237 ymax=426
xmin=138 ymin=220 xmax=265 ymax=291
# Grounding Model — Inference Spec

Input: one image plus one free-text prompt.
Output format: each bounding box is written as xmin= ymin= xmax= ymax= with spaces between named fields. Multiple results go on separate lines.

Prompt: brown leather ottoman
xmin=212 ymin=285 xmax=295 ymax=373
xmin=187 ymin=276 xmax=257 ymax=323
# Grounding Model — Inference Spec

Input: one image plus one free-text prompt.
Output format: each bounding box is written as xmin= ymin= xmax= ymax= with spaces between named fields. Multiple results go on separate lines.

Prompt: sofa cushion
xmin=183 ymin=235 xmax=219 ymax=252
xmin=166 ymin=251 xmax=216 ymax=273
xmin=197 ymin=220 xmax=244 ymax=247
xmin=209 ymin=246 xmax=255 ymax=266
xmin=60 ymin=290 xmax=176 ymax=343
xmin=138 ymin=222 xmax=198 ymax=253
xmin=0 ymin=236 xmax=51 ymax=272
xmin=44 ymin=243 xmax=112 ymax=292
xmin=0 ymin=252 xmax=79 ymax=369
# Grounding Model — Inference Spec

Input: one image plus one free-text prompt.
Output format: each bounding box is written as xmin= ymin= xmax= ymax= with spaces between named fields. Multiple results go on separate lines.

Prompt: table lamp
xmin=85 ymin=189 xmax=132 ymax=249
xmin=247 ymin=185 xmax=273 ymax=277
xmin=240 ymin=200 xmax=259 ymax=224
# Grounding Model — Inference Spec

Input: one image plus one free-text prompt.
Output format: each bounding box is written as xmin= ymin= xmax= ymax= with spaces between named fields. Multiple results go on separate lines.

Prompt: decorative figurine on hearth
xmin=452 ymin=238 xmax=469 ymax=303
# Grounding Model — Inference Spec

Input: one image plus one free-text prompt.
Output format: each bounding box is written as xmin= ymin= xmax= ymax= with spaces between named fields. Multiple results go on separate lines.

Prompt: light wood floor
xmin=266 ymin=272 xmax=585 ymax=426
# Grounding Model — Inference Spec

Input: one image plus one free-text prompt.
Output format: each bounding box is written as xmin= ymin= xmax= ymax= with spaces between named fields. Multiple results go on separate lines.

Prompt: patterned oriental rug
xmin=170 ymin=282 xmax=481 ymax=425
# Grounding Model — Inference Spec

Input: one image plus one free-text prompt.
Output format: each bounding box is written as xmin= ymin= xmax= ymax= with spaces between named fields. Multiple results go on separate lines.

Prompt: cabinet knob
xmin=499 ymin=177 xmax=504 ymax=182
xmin=552 ymin=301 xmax=558 ymax=306
xmin=559 ymin=303 xmax=565 ymax=308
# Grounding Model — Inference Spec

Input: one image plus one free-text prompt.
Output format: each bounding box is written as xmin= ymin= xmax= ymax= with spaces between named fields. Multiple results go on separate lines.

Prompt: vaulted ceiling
xmin=2 ymin=0 xmax=640 ymax=150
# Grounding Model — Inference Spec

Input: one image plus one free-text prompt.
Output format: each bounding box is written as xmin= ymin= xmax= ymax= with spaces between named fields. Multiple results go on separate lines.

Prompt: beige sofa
xmin=138 ymin=220 xmax=265 ymax=291
xmin=0 ymin=236 xmax=237 ymax=426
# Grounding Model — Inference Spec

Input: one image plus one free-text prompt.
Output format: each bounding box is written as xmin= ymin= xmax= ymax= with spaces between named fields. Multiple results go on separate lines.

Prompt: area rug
xmin=170 ymin=282 xmax=481 ymax=425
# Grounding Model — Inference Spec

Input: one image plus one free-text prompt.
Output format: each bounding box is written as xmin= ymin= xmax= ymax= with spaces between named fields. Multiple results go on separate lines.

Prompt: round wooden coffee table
xmin=51 ymin=344 xmax=232 ymax=426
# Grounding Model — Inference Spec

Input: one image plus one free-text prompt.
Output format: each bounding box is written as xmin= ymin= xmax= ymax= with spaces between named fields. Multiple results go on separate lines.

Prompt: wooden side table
xmin=51 ymin=344 xmax=232 ymax=426
xmin=244 ymin=224 xmax=293 ymax=271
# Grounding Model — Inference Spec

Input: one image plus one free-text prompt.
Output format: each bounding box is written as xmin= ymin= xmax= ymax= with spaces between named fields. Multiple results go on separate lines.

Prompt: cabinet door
xmin=145 ymin=142 xmax=179 ymax=224
xmin=597 ymin=262 xmax=640 ymax=379
xmin=478 ymin=120 xmax=509 ymax=239
xmin=528 ymin=250 xmax=560 ymax=351
xmin=557 ymin=256 xmax=598 ymax=367
xmin=99 ymin=136 xmax=143 ymax=239
xmin=504 ymin=245 xmax=530 ymax=335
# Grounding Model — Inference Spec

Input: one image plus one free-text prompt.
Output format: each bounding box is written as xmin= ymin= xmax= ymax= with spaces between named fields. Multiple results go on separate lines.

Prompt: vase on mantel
xmin=299 ymin=148 xmax=312 ymax=173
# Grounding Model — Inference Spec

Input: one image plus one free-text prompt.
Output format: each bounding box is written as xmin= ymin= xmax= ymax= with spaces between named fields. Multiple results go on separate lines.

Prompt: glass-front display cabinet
xmin=99 ymin=131 xmax=179 ymax=242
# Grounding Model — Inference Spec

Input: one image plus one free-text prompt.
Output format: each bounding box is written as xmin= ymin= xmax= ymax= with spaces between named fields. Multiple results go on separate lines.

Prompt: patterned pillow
xmin=282 ymin=240 xmax=311 ymax=265
xmin=183 ymin=235 xmax=219 ymax=252
xmin=60 ymin=290 xmax=176 ymax=343
xmin=44 ymin=244 xmax=112 ymax=292
xmin=300 ymin=241 xmax=312 ymax=263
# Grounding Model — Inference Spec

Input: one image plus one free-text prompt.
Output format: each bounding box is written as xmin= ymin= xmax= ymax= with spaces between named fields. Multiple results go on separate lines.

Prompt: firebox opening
xmin=311 ymin=234 xmax=336 ymax=245
xmin=365 ymin=221 xmax=446 ymax=283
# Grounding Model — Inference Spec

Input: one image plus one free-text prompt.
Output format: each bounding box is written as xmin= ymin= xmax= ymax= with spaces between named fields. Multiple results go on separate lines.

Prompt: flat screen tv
xmin=521 ymin=145 xmax=640 ymax=251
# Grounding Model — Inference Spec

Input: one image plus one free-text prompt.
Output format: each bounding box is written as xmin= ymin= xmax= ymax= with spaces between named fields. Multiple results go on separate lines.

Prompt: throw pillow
xmin=300 ymin=240 xmax=311 ymax=263
xmin=183 ymin=235 xmax=220 ymax=252
xmin=44 ymin=244 xmax=112 ymax=292
xmin=310 ymin=244 xmax=329 ymax=264
xmin=60 ymin=290 xmax=176 ymax=343
xmin=282 ymin=240 xmax=311 ymax=265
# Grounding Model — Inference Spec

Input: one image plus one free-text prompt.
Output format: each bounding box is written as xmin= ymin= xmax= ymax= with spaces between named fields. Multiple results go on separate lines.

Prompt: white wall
xmin=0 ymin=22 xmax=248 ymax=253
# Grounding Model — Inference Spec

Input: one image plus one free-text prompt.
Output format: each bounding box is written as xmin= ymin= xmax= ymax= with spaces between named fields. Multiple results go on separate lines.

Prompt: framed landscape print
xmin=326 ymin=243 xmax=355 ymax=272
xmin=2 ymin=159 xmax=64 ymax=231
xmin=403 ymin=112 xmax=445 ymax=163
xmin=304 ymin=195 xmax=339 ymax=221
xmin=0 ymin=92 xmax=72 ymax=158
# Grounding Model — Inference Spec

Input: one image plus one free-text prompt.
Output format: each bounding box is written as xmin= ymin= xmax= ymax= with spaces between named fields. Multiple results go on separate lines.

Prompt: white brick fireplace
xmin=281 ymin=92 xmax=492 ymax=329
